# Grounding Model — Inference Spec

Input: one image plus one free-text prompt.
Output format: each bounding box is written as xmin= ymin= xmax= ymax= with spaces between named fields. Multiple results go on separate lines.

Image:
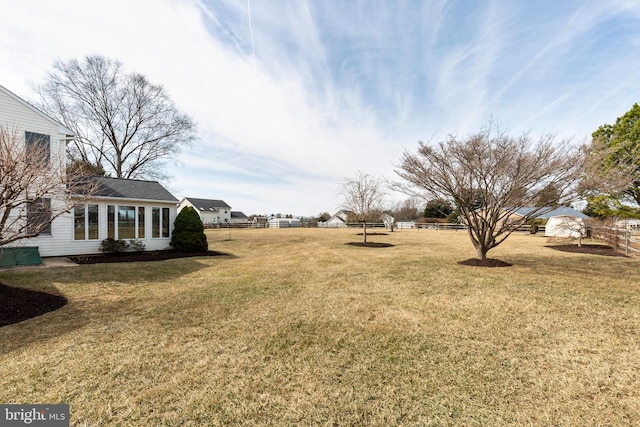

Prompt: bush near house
xmin=170 ymin=206 xmax=208 ymax=252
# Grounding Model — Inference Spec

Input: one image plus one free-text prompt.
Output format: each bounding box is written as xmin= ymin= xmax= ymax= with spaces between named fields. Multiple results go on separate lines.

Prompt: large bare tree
xmin=0 ymin=125 xmax=96 ymax=246
xmin=395 ymin=125 xmax=585 ymax=261
xmin=34 ymin=55 xmax=196 ymax=182
xmin=340 ymin=171 xmax=387 ymax=244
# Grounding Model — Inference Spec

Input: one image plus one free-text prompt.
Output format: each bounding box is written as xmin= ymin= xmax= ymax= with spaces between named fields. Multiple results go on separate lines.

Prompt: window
xmin=162 ymin=207 xmax=170 ymax=238
xmin=74 ymin=204 xmax=99 ymax=240
xmin=27 ymin=198 xmax=52 ymax=236
xmin=138 ymin=207 xmax=145 ymax=239
xmin=118 ymin=206 xmax=136 ymax=239
xmin=152 ymin=207 xmax=171 ymax=238
xmin=107 ymin=205 xmax=115 ymax=238
xmin=25 ymin=131 xmax=50 ymax=165
xmin=107 ymin=204 xmax=145 ymax=239
xmin=152 ymin=207 xmax=160 ymax=238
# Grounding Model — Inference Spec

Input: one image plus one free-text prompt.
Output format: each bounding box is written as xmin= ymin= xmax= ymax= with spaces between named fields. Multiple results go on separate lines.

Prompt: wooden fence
xmin=589 ymin=225 xmax=640 ymax=255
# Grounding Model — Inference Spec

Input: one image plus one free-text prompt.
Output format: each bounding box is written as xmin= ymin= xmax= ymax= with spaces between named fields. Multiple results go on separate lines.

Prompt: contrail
xmin=247 ymin=0 xmax=257 ymax=70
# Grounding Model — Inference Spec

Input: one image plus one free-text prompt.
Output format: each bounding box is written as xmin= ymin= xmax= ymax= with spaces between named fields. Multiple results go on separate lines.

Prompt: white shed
xmin=545 ymin=215 xmax=586 ymax=238
xmin=268 ymin=218 xmax=301 ymax=228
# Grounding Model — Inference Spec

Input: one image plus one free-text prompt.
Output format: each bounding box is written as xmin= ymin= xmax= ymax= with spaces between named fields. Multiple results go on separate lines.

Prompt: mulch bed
xmin=345 ymin=242 xmax=395 ymax=248
xmin=457 ymin=258 xmax=513 ymax=267
xmin=545 ymin=244 xmax=627 ymax=257
xmin=0 ymin=283 xmax=67 ymax=327
xmin=355 ymin=232 xmax=389 ymax=236
xmin=69 ymin=250 xmax=226 ymax=264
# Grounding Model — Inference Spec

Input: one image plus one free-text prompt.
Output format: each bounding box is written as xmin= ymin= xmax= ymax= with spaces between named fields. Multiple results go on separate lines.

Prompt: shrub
xmin=100 ymin=238 xmax=129 ymax=253
xmin=128 ymin=240 xmax=146 ymax=252
xmin=170 ymin=206 xmax=208 ymax=252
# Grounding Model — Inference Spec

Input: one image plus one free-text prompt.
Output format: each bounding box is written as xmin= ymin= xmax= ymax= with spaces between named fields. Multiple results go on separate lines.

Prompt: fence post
xmin=627 ymin=231 xmax=631 ymax=255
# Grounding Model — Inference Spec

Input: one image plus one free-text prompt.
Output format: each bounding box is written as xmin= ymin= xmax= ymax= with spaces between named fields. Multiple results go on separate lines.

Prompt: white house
xmin=615 ymin=219 xmax=640 ymax=231
xmin=322 ymin=210 xmax=353 ymax=228
xmin=0 ymin=84 xmax=178 ymax=259
xmin=178 ymin=198 xmax=232 ymax=225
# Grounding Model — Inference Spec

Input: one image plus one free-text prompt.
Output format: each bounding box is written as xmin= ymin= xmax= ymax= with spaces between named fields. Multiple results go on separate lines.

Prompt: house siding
xmin=14 ymin=200 xmax=177 ymax=256
xmin=1 ymin=85 xmax=73 ymax=256
xmin=1 ymin=85 xmax=179 ymax=257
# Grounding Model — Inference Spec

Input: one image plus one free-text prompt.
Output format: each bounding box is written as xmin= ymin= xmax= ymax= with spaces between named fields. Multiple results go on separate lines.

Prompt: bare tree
xmin=34 ymin=55 xmax=196 ymax=182
xmin=0 ymin=125 xmax=96 ymax=246
xmin=340 ymin=172 xmax=387 ymax=244
xmin=395 ymin=124 xmax=585 ymax=261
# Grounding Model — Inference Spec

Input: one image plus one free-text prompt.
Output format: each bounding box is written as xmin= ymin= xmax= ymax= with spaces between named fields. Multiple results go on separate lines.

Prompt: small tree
xmin=395 ymin=124 xmax=585 ymax=261
xmin=170 ymin=206 xmax=208 ymax=252
xmin=339 ymin=172 xmax=387 ymax=244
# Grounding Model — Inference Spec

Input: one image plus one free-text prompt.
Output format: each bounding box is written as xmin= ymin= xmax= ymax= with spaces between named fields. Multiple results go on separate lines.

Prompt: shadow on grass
xmin=0 ymin=254 xmax=237 ymax=354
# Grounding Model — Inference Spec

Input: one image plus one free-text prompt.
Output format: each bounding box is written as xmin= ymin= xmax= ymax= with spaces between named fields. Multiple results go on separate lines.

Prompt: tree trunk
xmin=363 ymin=222 xmax=367 ymax=244
xmin=476 ymin=246 xmax=487 ymax=260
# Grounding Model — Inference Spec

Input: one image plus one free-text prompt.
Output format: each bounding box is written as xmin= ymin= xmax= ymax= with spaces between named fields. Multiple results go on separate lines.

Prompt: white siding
xmin=1 ymin=86 xmax=72 ymax=256
xmin=16 ymin=200 xmax=177 ymax=256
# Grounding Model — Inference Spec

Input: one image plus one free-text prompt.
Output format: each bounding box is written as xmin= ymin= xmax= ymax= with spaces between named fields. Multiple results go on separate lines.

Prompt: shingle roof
xmin=184 ymin=198 xmax=231 ymax=210
xmin=231 ymin=211 xmax=248 ymax=219
xmin=86 ymin=176 xmax=178 ymax=202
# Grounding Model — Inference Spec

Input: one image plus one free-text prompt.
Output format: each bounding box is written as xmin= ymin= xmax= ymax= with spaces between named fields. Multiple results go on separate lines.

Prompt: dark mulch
xmin=546 ymin=244 xmax=627 ymax=257
xmin=69 ymin=250 xmax=226 ymax=264
xmin=355 ymin=232 xmax=389 ymax=236
xmin=0 ymin=283 xmax=67 ymax=327
xmin=345 ymin=242 xmax=395 ymax=248
xmin=458 ymin=258 xmax=513 ymax=267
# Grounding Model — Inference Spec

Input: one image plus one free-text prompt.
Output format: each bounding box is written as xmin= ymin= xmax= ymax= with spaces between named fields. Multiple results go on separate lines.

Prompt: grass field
xmin=1 ymin=228 xmax=639 ymax=426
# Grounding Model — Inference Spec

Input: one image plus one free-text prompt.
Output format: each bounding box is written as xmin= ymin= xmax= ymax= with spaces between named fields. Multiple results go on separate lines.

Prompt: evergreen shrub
xmin=170 ymin=206 xmax=208 ymax=252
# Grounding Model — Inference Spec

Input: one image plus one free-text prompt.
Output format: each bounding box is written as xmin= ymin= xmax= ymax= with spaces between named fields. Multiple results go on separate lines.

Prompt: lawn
xmin=1 ymin=228 xmax=639 ymax=426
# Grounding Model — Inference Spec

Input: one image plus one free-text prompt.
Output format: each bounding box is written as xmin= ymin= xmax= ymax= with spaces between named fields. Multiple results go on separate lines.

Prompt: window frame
xmin=25 ymin=131 xmax=50 ymax=165
xmin=152 ymin=207 xmax=171 ymax=239
xmin=107 ymin=204 xmax=148 ymax=240
xmin=74 ymin=204 xmax=100 ymax=241
xmin=27 ymin=197 xmax=52 ymax=236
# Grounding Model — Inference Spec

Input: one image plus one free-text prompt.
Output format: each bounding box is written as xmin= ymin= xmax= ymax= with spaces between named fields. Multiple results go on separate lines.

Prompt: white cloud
xmin=2 ymin=0 xmax=640 ymax=215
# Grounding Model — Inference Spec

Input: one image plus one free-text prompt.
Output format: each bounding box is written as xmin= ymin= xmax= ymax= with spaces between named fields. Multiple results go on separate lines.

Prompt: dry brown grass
xmin=1 ymin=228 xmax=639 ymax=426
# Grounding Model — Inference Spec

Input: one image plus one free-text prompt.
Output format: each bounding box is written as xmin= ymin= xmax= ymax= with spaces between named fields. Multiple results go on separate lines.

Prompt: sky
xmin=1 ymin=0 xmax=640 ymax=217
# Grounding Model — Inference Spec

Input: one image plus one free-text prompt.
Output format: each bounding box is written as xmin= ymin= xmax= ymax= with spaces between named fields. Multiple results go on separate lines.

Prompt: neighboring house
xmin=0 ymin=84 xmax=179 ymax=258
xmin=322 ymin=210 xmax=353 ymax=228
xmin=230 ymin=211 xmax=249 ymax=224
xmin=178 ymin=198 xmax=231 ymax=224
xmin=615 ymin=219 xmax=640 ymax=231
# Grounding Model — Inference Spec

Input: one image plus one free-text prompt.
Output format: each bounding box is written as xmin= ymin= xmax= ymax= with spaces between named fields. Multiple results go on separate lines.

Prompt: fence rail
xmin=589 ymin=225 xmax=640 ymax=255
